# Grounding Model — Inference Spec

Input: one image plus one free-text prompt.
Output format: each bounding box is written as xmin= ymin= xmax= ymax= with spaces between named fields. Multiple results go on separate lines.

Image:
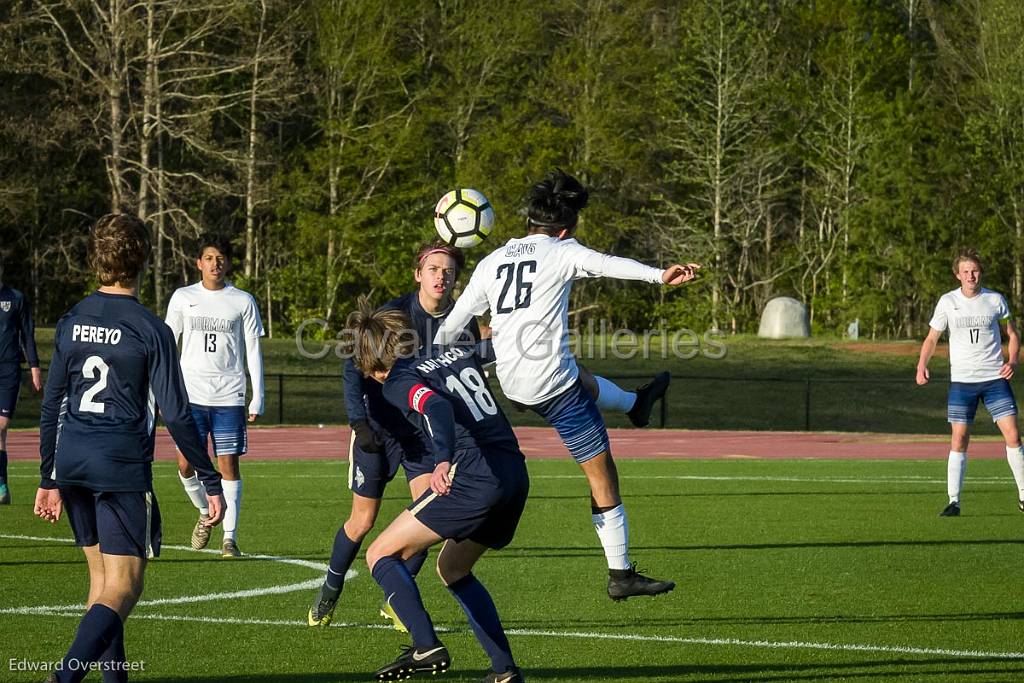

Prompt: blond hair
xmin=344 ymin=297 xmax=416 ymax=376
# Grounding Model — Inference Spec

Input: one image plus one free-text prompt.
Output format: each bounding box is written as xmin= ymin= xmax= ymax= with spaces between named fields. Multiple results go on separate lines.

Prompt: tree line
xmin=1 ymin=0 xmax=1022 ymax=340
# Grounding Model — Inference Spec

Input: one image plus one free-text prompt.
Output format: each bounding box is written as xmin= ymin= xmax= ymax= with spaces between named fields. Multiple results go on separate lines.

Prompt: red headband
xmin=418 ymin=247 xmax=454 ymax=264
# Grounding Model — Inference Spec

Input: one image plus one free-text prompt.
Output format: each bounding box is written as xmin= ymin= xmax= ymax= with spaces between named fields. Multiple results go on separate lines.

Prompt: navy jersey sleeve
xmin=19 ymin=293 xmax=39 ymax=367
xmin=343 ymin=357 xmax=368 ymax=424
xmin=38 ymin=326 xmax=69 ymax=489
xmin=382 ymin=369 xmax=456 ymax=468
xmin=148 ymin=324 xmax=223 ymax=496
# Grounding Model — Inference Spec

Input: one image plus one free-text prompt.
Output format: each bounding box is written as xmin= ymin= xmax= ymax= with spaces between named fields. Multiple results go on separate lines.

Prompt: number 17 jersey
xmin=928 ymin=287 xmax=1010 ymax=383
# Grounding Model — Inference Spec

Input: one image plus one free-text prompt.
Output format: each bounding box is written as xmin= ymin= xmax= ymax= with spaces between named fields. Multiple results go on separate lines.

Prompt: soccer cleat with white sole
xmin=308 ymin=583 xmax=339 ymax=627
xmin=374 ymin=644 xmax=450 ymax=681
xmin=190 ymin=514 xmax=211 ymax=549
xmin=221 ymin=538 xmax=242 ymax=558
xmin=380 ymin=594 xmax=409 ymax=633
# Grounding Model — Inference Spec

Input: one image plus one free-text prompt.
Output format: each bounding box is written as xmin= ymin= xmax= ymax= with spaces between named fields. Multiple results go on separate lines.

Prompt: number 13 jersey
xmin=928 ymin=287 xmax=1011 ymax=383
xmin=165 ymin=283 xmax=265 ymax=413
xmin=436 ymin=234 xmax=664 ymax=405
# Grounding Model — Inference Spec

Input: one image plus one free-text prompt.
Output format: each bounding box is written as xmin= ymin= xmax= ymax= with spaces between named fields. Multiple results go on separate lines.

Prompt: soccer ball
xmin=433 ymin=188 xmax=494 ymax=248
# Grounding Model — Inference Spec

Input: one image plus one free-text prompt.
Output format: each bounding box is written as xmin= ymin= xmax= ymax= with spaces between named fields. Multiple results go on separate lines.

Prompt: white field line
xmin=0 ymin=533 xmax=350 ymax=615
xmin=20 ymin=611 xmax=1024 ymax=661
xmin=8 ymin=472 xmax=1009 ymax=486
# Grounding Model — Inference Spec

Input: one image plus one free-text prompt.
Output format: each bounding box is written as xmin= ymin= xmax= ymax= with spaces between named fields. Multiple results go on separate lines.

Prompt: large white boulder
xmin=758 ymin=297 xmax=810 ymax=339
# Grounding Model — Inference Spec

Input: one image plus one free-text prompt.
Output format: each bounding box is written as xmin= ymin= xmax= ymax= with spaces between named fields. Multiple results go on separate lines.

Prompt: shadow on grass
xmin=135 ymin=657 xmax=1024 ymax=682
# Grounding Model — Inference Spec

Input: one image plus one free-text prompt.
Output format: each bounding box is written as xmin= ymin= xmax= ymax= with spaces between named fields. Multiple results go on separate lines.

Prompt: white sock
xmin=178 ymin=472 xmax=209 ymax=516
xmin=592 ymin=504 xmax=631 ymax=570
xmin=222 ymin=479 xmax=242 ymax=542
xmin=1005 ymin=445 xmax=1024 ymax=499
xmin=596 ymin=377 xmax=636 ymax=413
xmin=947 ymin=451 xmax=967 ymax=503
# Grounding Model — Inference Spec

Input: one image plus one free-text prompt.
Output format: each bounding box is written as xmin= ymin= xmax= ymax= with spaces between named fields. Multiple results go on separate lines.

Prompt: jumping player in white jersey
xmin=436 ymin=169 xmax=699 ymax=600
xmin=165 ymin=238 xmax=265 ymax=557
xmin=917 ymin=250 xmax=1024 ymax=516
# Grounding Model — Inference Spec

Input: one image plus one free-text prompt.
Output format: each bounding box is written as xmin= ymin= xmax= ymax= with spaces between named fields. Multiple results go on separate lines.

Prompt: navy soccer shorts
xmin=528 ymin=379 xmax=610 ymax=464
xmin=61 ymin=486 xmax=162 ymax=559
xmin=947 ymin=378 xmax=1018 ymax=424
xmin=0 ymin=364 xmax=20 ymax=419
xmin=190 ymin=404 xmax=247 ymax=456
xmin=348 ymin=429 xmax=431 ymax=499
xmin=408 ymin=447 xmax=529 ymax=550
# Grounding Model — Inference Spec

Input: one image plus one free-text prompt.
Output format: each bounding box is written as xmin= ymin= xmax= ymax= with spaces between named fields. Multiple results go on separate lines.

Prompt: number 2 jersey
xmin=382 ymin=344 xmax=522 ymax=480
xmin=165 ymin=282 xmax=265 ymax=414
xmin=928 ymin=287 xmax=1011 ymax=383
xmin=39 ymin=291 xmax=222 ymax=494
xmin=435 ymin=234 xmax=665 ymax=404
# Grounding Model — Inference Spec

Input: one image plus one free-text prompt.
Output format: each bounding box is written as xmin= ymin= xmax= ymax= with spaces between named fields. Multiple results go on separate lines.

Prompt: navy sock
xmin=448 ymin=574 xmax=515 ymax=673
xmin=0 ymin=448 xmax=7 ymax=482
xmin=371 ymin=556 xmax=439 ymax=650
xmin=98 ymin=628 xmax=127 ymax=683
xmin=58 ymin=604 xmax=123 ymax=683
xmin=325 ymin=527 xmax=362 ymax=593
xmin=404 ymin=549 xmax=428 ymax=578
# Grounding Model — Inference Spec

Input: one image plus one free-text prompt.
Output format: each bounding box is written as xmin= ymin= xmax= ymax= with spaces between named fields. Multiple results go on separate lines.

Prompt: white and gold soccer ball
xmin=433 ymin=188 xmax=495 ymax=248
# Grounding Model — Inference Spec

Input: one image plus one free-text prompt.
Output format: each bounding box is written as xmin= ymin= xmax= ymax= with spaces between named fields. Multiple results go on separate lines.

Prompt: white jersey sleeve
xmin=435 ymin=267 xmax=491 ymax=346
xmin=164 ymin=290 xmax=185 ymax=341
xmin=558 ymin=239 xmax=665 ymax=283
xmin=242 ymin=294 xmax=265 ymax=415
xmin=928 ymin=296 xmax=950 ymax=332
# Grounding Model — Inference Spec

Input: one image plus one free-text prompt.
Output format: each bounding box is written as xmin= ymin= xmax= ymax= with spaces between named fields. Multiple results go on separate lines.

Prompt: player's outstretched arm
xmin=662 ymin=263 xmax=702 ymax=286
xmin=435 ymin=269 xmax=490 ymax=346
xmin=916 ymin=328 xmax=942 ymax=385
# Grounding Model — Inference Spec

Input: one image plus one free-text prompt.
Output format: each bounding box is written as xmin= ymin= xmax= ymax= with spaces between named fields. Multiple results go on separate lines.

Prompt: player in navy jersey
xmin=308 ymin=240 xmax=481 ymax=630
xmin=34 ymin=214 xmax=224 ymax=683
xmin=0 ymin=257 xmax=43 ymax=505
xmin=343 ymin=300 xmax=526 ymax=683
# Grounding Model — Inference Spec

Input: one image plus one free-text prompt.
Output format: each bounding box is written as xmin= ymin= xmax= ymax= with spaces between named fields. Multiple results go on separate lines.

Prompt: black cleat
xmin=626 ymin=372 xmax=670 ymax=427
xmin=374 ymin=644 xmax=450 ymax=681
xmin=607 ymin=563 xmax=675 ymax=601
xmin=939 ymin=502 xmax=961 ymax=517
xmin=480 ymin=667 xmax=525 ymax=683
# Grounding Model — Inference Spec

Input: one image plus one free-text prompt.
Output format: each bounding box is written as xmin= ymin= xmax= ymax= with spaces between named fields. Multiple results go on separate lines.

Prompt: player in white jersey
xmin=917 ymin=249 xmax=1024 ymax=516
xmin=165 ymin=237 xmax=265 ymax=556
xmin=436 ymin=169 xmax=699 ymax=600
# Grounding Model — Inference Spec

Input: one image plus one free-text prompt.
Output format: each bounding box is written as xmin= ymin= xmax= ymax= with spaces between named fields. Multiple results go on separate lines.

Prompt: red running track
xmin=4 ymin=426 xmax=997 ymax=461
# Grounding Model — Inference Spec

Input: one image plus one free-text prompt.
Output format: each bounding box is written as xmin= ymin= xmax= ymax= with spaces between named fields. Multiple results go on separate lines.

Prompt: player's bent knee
xmin=344 ymin=516 xmax=376 ymax=541
xmin=435 ymin=557 xmax=470 ymax=587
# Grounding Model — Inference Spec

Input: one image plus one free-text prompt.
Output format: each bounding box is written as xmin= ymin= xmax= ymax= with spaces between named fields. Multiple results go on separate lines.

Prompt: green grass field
xmin=2 ymin=457 xmax=1023 ymax=682
xmin=9 ymin=332 xmax=1007 ymax=435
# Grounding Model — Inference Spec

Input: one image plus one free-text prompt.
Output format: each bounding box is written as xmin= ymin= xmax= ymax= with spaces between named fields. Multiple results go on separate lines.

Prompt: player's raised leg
xmin=578 ymin=366 xmax=671 ymax=428
xmin=177 ymin=405 xmax=214 ymax=548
